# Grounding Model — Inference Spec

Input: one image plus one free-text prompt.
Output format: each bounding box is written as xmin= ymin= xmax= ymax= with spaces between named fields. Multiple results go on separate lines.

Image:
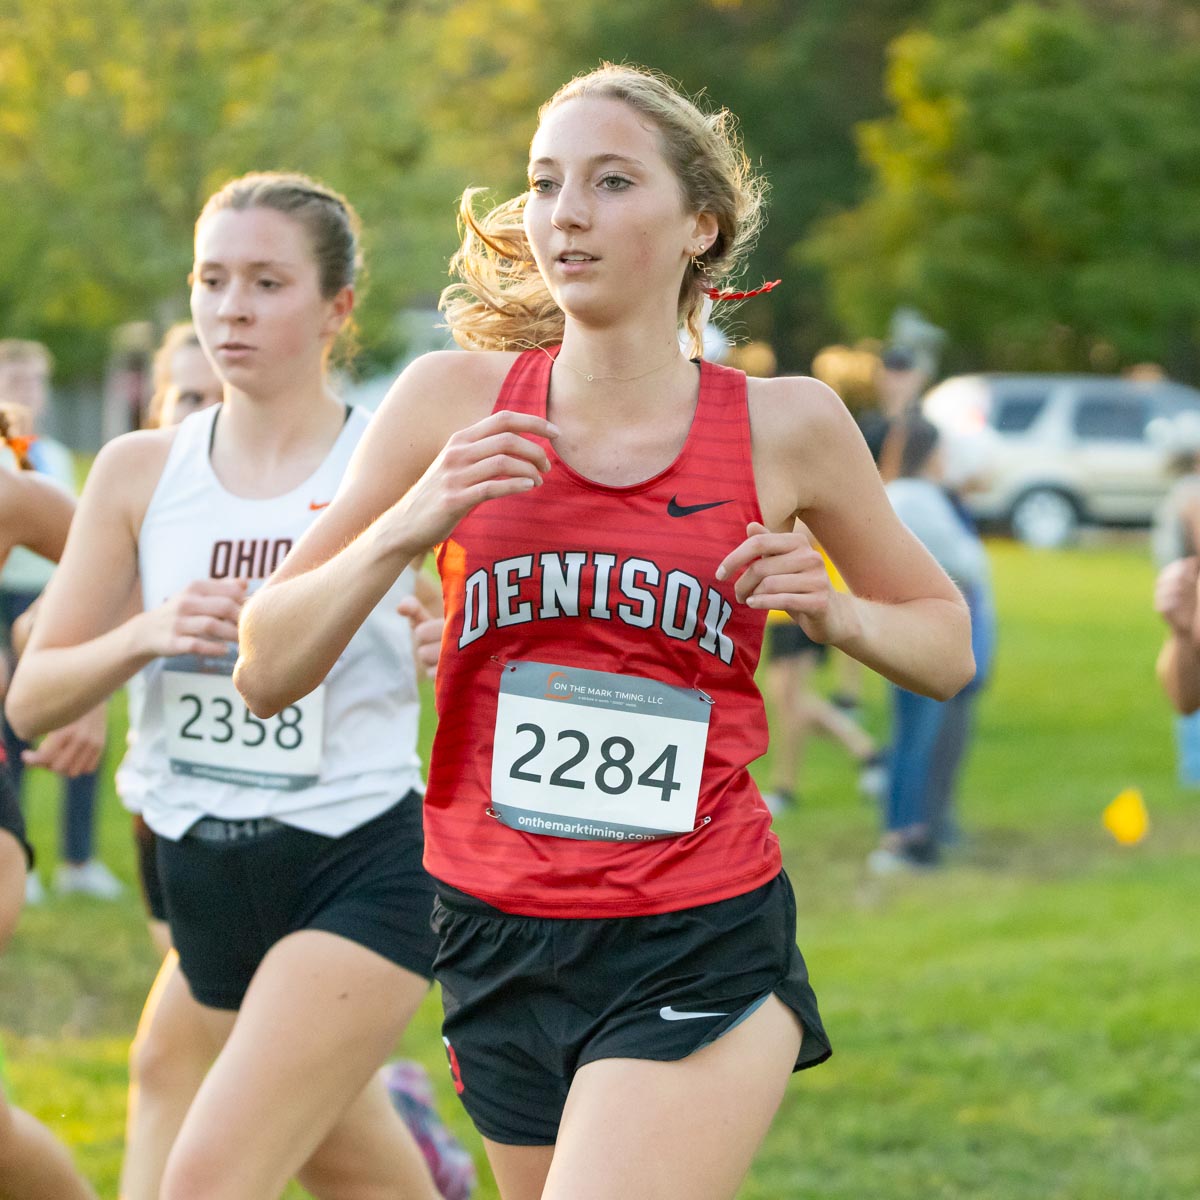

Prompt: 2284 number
xmin=508 ymin=722 xmax=681 ymax=804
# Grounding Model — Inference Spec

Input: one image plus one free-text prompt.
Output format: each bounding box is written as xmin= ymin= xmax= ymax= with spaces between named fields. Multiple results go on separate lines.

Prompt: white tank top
xmin=132 ymin=404 xmax=423 ymax=839
xmin=115 ymin=669 xmax=151 ymax=813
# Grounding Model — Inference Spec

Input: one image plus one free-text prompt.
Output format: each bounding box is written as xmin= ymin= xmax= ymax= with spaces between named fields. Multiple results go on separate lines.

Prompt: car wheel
xmin=1009 ymin=488 xmax=1080 ymax=549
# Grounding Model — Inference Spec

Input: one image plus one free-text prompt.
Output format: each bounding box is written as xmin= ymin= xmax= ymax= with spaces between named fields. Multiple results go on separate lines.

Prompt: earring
xmin=690 ymin=246 xmax=708 ymax=273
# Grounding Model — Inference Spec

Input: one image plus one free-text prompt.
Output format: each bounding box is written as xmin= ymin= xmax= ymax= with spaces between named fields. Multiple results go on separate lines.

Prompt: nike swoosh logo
xmin=309 ymin=500 xmax=331 ymax=511
xmin=667 ymin=496 xmax=734 ymax=518
xmin=659 ymin=1005 xmax=728 ymax=1021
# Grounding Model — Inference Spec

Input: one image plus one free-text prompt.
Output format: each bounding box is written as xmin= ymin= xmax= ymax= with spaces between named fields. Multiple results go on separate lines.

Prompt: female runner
xmin=7 ymin=174 xmax=444 ymax=1200
xmin=118 ymin=321 xmax=469 ymax=1200
xmin=236 ymin=66 xmax=974 ymax=1200
xmin=116 ymin=321 xmax=226 ymax=1200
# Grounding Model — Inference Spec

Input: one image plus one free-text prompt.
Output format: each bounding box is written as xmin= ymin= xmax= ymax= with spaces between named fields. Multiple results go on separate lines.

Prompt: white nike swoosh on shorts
xmin=658 ymin=1006 xmax=728 ymax=1021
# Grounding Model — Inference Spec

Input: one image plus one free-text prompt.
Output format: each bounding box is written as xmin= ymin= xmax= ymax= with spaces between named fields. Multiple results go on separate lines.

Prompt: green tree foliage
xmin=521 ymin=0 xmax=941 ymax=369
xmin=1 ymin=0 xmax=940 ymax=379
xmin=805 ymin=3 xmax=1200 ymax=373
xmin=7 ymin=0 xmax=1196 ymax=383
xmin=0 ymin=0 xmax=463 ymax=376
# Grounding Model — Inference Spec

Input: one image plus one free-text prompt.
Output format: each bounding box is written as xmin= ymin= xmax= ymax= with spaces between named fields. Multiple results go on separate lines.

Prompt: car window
xmin=991 ymin=393 xmax=1048 ymax=434
xmin=1072 ymin=395 xmax=1150 ymax=442
xmin=1153 ymin=392 xmax=1200 ymax=421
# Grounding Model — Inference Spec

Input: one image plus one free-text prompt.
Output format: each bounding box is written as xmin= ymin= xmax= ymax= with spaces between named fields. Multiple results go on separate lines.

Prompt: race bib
xmin=490 ymin=661 xmax=711 ymax=842
xmin=162 ymin=651 xmax=324 ymax=791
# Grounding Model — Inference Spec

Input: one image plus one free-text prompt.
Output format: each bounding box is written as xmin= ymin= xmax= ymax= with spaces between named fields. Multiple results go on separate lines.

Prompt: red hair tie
xmin=701 ymin=278 xmax=781 ymax=302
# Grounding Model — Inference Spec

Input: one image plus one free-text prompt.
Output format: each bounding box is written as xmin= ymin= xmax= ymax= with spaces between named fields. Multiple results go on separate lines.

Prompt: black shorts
xmin=0 ymin=762 xmax=32 ymax=868
xmin=766 ymin=621 xmax=828 ymax=663
xmin=432 ymin=871 xmax=831 ymax=1145
xmin=132 ymin=815 xmax=167 ymax=923
xmin=158 ymin=791 xmax=438 ymax=1010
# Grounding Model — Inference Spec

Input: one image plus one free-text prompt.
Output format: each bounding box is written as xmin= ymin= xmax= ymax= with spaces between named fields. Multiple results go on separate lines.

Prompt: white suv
xmin=922 ymin=374 xmax=1200 ymax=548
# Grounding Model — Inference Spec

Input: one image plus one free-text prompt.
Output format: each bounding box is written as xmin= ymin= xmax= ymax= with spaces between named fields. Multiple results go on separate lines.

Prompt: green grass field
xmin=3 ymin=541 xmax=1198 ymax=1199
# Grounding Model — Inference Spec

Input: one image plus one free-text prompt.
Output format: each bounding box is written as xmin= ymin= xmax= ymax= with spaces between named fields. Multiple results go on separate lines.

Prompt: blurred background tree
xmin=804 ymin=2 xmax=1200 ymax=376
xmin=0 ymin=0 xmax=449 ymax=376
xmin=1 ymin=0 xmax=1198 ymax=386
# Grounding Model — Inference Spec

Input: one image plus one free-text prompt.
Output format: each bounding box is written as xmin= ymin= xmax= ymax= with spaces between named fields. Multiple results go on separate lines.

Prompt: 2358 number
xmin=178 ymin=694 xmax=305 ymax=751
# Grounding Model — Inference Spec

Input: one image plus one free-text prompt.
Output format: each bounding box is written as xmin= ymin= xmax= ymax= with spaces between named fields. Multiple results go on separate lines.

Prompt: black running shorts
xmin=766 ymin=621 xmax=828 ymax=663
xmin=132 ymin=814 xmax=167 ymax=923
xmin=0 ymin=762 xmax=32 ymax=868
xmin=432 ymin=871 xmax=832 ymax=1145
xmin=159 ymin=791 xmax=438 ymax=1010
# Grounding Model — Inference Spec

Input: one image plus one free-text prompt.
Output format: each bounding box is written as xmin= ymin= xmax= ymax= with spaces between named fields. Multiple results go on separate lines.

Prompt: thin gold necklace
xmin=541 ymin=345 xmax=685 ymax=384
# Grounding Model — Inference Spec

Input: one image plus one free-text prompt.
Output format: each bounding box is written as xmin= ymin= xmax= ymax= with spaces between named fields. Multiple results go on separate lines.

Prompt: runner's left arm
xmin=725 ymin=376 xmax=973 ymax=701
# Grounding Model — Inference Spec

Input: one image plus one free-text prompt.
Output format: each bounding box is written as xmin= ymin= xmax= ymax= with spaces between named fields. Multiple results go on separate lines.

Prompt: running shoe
xmin=383 ymin=1059 xmax=476 ymax=1200
xmin=866 ymin=838 xmax=940 ymax=876
xmin=54 ymin=859 xmax=124 ymax=899
xmin=857 ymin=752 xmax=889 ymax=802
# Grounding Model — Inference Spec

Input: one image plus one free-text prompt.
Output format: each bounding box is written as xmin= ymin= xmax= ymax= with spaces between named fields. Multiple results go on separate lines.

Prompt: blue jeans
xmin=1175 ymin=710 xmax=1200 ymax=788
xmin=2 ymin=589 xmax=103 ymax=864
xmin=925 ymin=690 xmax=975 ymax=844
xmin=886 ymin=687 xmax=947 ymax=834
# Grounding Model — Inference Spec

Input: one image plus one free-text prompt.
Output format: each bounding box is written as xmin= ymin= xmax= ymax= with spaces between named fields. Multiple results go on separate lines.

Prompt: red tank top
xmin=426 ymin=347 xmax=780 ymax=917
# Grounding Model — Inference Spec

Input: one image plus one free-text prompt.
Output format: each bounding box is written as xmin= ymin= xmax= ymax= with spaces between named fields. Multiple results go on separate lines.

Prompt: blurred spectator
xmin=876 ymin=344 xmax=930 ymax=419
xmin=0 ymin=339 xmax=118 ymax=902
xmin=810 ymin=341 xmax=882 ymax=416
xmin=1124 ymin=362 xmax=1167 ymax=383
xmin=760 ymin=580 xmax=887 ymax=816
xmin=1155 ymin=557 xmax=1200 ymax=716
xmin=145 ymin=322 xmax=224 ymax=430
xmin=724 ymin=339 xmax=777 ymax=378
xmin=887 ymin=306 xmax=946 ymax=382
xmin=870 ymin=415 xmax=989 ymax=873
xmin=1151 ymin=413 xmax=1200 ymax=568
xmin=1152 ymin=412 xmax=1200 ymax=727
xmin=927 ymin=476 xmax=996 ymax=847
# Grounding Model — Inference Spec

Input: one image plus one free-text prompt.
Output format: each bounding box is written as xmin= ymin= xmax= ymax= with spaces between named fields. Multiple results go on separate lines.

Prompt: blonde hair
xmin=440 ymin=64 xmax=767 ymax=357
xmin=146 ymin=323 xmax=202 ymax=429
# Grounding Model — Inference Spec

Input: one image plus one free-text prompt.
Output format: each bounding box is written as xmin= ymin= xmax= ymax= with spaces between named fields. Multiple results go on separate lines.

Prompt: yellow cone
xmin=1103 ymin=787 xmax=1149 ymax=846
